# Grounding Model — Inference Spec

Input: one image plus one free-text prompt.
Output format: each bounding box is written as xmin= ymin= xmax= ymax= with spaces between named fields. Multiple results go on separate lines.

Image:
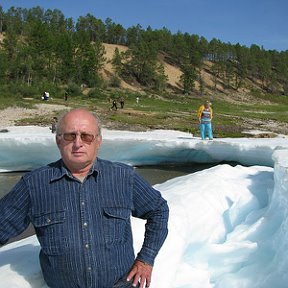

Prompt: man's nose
xmin=73 ymin=135 xmax=84 ymax=145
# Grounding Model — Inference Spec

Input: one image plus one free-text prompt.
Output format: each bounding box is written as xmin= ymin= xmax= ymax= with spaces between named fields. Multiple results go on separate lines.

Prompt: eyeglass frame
xmin=57 ymin=132 xmax=99 ymax=143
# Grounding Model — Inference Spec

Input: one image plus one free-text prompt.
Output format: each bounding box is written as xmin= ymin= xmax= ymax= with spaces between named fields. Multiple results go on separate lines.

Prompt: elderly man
xmin=0 ymin=109 xmax=169 ymax=288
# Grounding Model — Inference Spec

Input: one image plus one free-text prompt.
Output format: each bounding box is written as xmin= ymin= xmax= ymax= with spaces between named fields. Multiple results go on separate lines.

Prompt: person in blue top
xmin=197 ymin=100 xmax=213 ymax=140
xmin=0 ymin=108 xmax=169 ymax=288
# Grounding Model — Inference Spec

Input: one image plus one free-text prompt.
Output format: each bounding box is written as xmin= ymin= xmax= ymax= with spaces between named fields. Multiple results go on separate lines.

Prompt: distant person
xmin=50 ymin=116 xmax=58 ymax=133
xmin=111 ymin=99 xmax=118 ymax=110
xmin=64 ymin=90 xmax=68 ymax=101
xmin=197 ymin=100 xmax=213 ymax=140
xmin=119 ymin=96 xmax=125 ymax=109
xmin=0 ymin=108 xmax=169 ymax=288
xmin=136 ymin=96 xmax=140 ymax=105
xmin=42 ymin=91 xmax=49 ymax=101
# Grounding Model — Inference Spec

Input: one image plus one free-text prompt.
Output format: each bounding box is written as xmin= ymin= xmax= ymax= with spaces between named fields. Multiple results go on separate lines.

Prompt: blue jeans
xmin=200 ymin=123 xmax=213 ymax=140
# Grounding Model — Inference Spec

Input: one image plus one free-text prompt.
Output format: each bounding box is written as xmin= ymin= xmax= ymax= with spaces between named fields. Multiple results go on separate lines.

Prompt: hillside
xmin=101 ymin=43 xmax=272 ymax=105
xmin=98 ymin=43 xmax=288 ymax=136
xmin=1 ymin=39 xmax=288 ymax=137
xmin=0 ymin=31 xmax=284 ymax=105
xmin=1 ymin=6 xmax=288 ymax=138
xmin=101 ymin=43 xmax=211 ymax=93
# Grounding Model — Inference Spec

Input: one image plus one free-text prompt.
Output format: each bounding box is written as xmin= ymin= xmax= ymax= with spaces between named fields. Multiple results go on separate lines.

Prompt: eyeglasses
xmin=60 ymin=132 xmax=96 ymax=143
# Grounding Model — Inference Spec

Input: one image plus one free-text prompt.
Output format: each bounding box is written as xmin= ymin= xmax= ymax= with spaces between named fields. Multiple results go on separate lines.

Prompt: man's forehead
xmin=62 ymin=118 xmax=98 ymax=131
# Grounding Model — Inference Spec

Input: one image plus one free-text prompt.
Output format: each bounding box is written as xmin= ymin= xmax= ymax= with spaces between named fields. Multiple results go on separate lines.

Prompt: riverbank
xmin=0 ymin=103 xmax=150 ymax=132
xmin=0 ymin=103 xmax=70 ymax=129
xmin=1 ymin=101 xmax=288 ymax=137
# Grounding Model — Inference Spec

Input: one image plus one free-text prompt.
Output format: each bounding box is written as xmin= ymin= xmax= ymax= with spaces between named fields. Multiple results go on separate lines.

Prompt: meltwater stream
xmin=0 ymin=162 xmax=225 ymax=199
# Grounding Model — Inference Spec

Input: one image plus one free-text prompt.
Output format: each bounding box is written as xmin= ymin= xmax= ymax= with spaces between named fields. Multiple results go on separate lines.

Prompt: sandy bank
xmin=0 ymin=104 xmax=70 ymax=129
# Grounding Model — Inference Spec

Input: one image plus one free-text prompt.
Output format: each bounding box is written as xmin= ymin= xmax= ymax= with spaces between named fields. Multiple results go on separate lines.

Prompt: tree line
xmin=1 ymin=5 xmax=288 ymax=97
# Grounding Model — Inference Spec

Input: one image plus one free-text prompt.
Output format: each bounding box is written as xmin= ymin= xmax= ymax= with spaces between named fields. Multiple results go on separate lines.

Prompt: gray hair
xmin=56 ymin=109 xmax=102 ymax=137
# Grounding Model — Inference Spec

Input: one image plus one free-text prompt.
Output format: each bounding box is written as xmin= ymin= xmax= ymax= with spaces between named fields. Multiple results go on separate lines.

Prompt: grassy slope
xmin=3 ymin=89 xmax=287 ymax=138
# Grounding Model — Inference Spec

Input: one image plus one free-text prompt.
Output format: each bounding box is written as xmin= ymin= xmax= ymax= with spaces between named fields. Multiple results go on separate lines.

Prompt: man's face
xmin=56 ymin=110 xmax=102 ymax=172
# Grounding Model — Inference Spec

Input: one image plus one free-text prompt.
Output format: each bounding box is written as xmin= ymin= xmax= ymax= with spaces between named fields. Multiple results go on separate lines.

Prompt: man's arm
xmin=134 ymin=197 xmax=169 ymax=265
xmin=0 ymin=177 xmax=31 ymax=245
xmin=131 ymin=172 xmax=169 ymax=287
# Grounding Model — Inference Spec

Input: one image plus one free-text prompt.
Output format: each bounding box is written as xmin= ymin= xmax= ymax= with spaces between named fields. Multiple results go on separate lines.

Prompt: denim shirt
xmin=0 ymin=158 xmax=169 ymax=288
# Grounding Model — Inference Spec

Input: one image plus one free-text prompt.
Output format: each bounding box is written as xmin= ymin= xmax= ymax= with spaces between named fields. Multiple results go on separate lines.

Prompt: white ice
xmin=1 ymin=126 xmax=288 ymax=288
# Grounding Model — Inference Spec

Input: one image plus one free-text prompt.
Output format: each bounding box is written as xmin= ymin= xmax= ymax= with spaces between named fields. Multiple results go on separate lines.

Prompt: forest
xmin=1 ymin=5 xmax=288 ymax=99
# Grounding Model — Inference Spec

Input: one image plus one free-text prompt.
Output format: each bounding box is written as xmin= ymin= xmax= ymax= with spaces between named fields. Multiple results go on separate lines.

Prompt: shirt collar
xmin=50 ymin=159 xmax=100 ymax=182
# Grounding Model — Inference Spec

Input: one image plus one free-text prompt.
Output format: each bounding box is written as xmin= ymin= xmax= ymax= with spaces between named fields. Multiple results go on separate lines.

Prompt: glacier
xmin=1 ymin=126 xmax=288 ymax=288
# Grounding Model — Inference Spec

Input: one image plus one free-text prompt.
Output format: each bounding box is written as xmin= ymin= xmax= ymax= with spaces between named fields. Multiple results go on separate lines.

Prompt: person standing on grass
xmin=119 ymin=96 xmax=125 ymax=109
xmin=0 ymin=108 xmax=169 ymax=288
xmin=111 ymin=99 xmax=118 ymax=110
xmin=197 ymin=100 xmax=213 ymax=140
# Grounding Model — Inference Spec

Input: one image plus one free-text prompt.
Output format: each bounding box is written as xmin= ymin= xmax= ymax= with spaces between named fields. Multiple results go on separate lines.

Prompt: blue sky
xmin=1 ymin=0 xmax=288 ymax=51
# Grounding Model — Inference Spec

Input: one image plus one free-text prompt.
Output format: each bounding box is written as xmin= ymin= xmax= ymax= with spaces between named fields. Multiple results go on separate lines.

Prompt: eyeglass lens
xmin=63 ymin=133 xmax=95 ymax=143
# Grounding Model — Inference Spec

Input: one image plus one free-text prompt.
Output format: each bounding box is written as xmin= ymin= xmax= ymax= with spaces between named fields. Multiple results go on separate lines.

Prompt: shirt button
xmin=85 ymin=244 xmax=89 ymax=249
xmin=47 ymin=219 xmax=51 ymax=223
xmin=81 ymin=202 xmax=85 ymax=206
xmin=87 ymin=267 xmax=91 ymax=271
xmin=83 ymin=222 xmax=88 ymax=227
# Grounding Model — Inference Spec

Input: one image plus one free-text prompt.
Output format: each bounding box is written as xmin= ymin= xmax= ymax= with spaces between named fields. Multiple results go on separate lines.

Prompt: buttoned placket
xmin=79 ymin=180 xmax=93 ymax=288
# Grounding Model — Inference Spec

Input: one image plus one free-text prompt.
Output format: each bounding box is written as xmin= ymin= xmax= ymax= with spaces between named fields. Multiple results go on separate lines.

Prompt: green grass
xmin=1 ymin=87 xmax=288 ymax=137
xmin=0 ymin=96 xmax=36 ymax=110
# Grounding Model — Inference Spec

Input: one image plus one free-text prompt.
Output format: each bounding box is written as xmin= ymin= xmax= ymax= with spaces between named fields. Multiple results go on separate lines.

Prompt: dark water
xmin=0 ymin=163 xmax=219 ymax=199
xmin=0 ymin=162 xmax=229 ymax=243
xmin=135 ymin=163 xmax=219 ymax=185
xmin=0 ymin=172 xmax=25 ymax=199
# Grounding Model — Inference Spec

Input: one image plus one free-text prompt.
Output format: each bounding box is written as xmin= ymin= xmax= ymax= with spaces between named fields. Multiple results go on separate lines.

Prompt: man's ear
xmin=97 ymin=135 xmax=103 ymax=146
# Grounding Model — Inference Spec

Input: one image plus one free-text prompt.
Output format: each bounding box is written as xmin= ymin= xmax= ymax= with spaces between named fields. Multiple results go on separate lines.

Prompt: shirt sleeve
xmin=132 ymin=172 xmax=169 ymax=266
xmin=0 ymin=177 xmax=31 ymax=245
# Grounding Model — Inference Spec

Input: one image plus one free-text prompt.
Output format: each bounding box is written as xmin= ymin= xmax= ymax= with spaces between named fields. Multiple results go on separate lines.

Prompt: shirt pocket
xmin=32 ymin=210 xmax=68 ymax=255
xmin=103 ymin=207 xmax=131 ymax=245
